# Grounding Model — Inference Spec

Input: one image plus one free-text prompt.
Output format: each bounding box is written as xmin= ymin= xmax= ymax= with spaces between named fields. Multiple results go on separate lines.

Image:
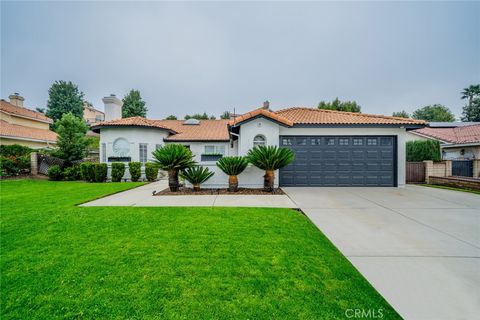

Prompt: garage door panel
xmin=279 ymin=135 xmax=396 ymax=187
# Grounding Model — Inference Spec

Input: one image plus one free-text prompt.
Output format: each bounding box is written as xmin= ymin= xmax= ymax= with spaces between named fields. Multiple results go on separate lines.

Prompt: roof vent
xmin=184 ymin=118 xmax=200 ymax=125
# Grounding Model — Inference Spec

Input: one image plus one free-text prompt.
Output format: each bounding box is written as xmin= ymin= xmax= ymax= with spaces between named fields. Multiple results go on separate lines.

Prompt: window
xmin=253 ymin=135 xmax=266 ymax=147
xmin=282 ymin=138 xmax=293 ymax=146
xmin=204 ymin=145 xmax=225 ymax=155
xmin=367 ymin=138 xmax=378 ymax=146
xmin=339 ymin=138 xmax=349 ymax=146
xmin=311 ymin=138 xmax=322 ymax=145
xmin=139 ymin=143 xmax=148 ymax=163
xmin=353 ymin=138 xmax=363 ymax=146
xmin=327 ymin=138 xmax=335 ymax=146
xmin=297 ymin=138 xmax=307 ymax=145
xmin=101 ymin=143 xmax=106 ymax=162
xmin=156 ymin=144 xmax=162 ymax=150
xmin=96 ymin=114 xmax=104 ymax=122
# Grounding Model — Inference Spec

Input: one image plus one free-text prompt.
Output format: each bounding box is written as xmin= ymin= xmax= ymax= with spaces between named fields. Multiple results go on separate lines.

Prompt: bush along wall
xmin=145 ymin=162 xmax=159 ymax=182
xmin=0 ymin=144 xmax=33 ymax=177
xmin=80 ymin=162 xmax=96 ymax=182
xmin=94 ymin=163 xmax=108 ymax=182
xmin=129 ymin=162 xmax=141 ymax=182
xmin=63 ymin=165 xmax=82 ymax=181
xmin=406 ymin=140 xmax=441 ymax=162
xmin=47 ymin=165 xmax=63 ymax=181
xmin=111 ymin=162 xmax=126 ymax=182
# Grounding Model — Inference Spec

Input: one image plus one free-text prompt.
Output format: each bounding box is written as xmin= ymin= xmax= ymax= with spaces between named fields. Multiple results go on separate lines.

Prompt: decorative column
xmin=444 ymin=160 xmax=452 ymax=177
xmin=30 ymin=152 xmax=38 ymax=175
xmin=423 ymin=160 xmax=433 ymax=184
xmin=473 ymin=159 xmax=480 ymax=178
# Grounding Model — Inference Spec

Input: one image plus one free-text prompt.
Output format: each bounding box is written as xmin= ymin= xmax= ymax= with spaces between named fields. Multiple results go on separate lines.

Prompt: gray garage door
xmin=279 ymin=136 xmax=397 ymax=187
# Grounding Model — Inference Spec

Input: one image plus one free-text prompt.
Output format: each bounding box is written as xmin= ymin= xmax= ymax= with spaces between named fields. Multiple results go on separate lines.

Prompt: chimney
xmin=263 ymin=100 xmax=269 ymax=110
xmin=102 ymin=94 xmax=123 ymax=121
xmin=9 ymin=93 xmax=25 ymax=107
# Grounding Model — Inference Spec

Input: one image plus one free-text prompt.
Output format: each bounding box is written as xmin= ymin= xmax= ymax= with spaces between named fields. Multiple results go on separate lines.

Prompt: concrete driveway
xmin=283 ymin=185 xmax=480 ymax=320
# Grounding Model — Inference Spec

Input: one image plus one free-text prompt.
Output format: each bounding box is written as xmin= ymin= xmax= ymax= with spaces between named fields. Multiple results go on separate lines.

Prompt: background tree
xmin=184 ymin=112 xmax=214 ymax=120
xmin=55 ymin=113 xmax=88 ymax=162
xmin=461 ymin=84 xmax=480 ymax=122
xmin=392 ymin=110 xmax=410 ymax=118
xmin=412 ymin=104 xmax=455 ymax=122
xmin=165 ymin=115 xmax=177 ymax=120
xmin=46 ymin=80 xmax=84 ymax=122
xmin=220 ymin=111 xmax=231 ymax=119
xmin=318 ymin=98 xmax=361 ymax=113
xmin=122 ymin=89 xmax=147 ymax=118
xmin=35 ymin=107 xmax=45 ymax=114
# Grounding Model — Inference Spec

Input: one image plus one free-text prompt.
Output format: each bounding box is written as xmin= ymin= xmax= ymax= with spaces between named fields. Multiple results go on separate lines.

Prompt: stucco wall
xmin=0 ymin=137 xmax=55 ymax=149
xmin=0 ymin=111 xmax=50 ymax=130
xmin=442 ymin=146 xmax=480 ymax=160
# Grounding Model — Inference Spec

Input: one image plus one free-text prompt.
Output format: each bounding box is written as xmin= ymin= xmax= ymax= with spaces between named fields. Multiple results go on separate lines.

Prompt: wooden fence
xmin=406 ymin=162 xmax=425 ymax=184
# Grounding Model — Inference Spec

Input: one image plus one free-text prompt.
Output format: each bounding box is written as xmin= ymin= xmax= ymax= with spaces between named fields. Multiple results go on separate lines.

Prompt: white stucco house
xmin=92 ymin=95 xmax=425 ymax=187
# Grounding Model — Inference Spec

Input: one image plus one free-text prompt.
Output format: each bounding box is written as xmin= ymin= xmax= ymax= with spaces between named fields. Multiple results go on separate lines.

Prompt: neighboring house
xmin=92 ymin=96 xmax=424 ymax=187
xmin=0 ymin=93 xmax=57 ymax=149
xmin=83 ymin=101 xmax=105 ymax=126
xmin=407 ymin=123 xmax=480 ymax=160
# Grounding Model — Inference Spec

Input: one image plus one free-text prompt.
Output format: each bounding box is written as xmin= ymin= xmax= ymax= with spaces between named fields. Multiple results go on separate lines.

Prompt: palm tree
xmin=461 ymin=84 xmax=480 ymax=106
xmin=152 ymin=144 xmax=196 ymax=191
xmin=216 ymin=156 xmax=249 ymax=192
xmin=247 ymin=146 xmax=295 ymax=192
xmin=180 ymin=166 xmax=214 ymax=191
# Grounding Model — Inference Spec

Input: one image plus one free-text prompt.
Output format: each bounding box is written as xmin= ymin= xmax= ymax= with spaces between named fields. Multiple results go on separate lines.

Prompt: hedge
xmin=0 ymin=144 xmax=32 ymax=177
xmin=406 ymin=140 xmax=441 ymax=162
xmin=111 ymin=163 xmax=125 ymax=182
xmin=47 ymin=165 xmax=63 ymax=181
xmin=80 ymin=162 xmax=96 ymax=182
xmin=145 ymin=162 xmax=159 ymax=182
xmin=94 ymin=163 xmax=108 ymax=182
xmin=64 ymin=165 xmax=82 ymax=181
xmin=128 ymin=162 xmax=141 ymax=182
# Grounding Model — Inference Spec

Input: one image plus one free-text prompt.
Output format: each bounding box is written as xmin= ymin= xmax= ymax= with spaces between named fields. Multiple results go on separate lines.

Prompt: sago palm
xmin=216 ymin=156 xmax=249 ymax=192
xmin=152 ymin=144 xmax=196 ymax=191
xmin=180 ymin=166 xmax=214 ymax=191
xmin=247 ymin=146 xmax=295 ymax=192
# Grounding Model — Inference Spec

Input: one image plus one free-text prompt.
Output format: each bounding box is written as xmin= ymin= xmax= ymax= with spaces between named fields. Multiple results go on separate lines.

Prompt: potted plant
xmin=180 ymin=166 xmax=214 ymax=191
xmin=216 ymin=156 xmax=249 ymax=192
xmin=152 ymin=144 xmax=196 ymax=191
xmin=247 ymin=146 xmax=295 ymax=192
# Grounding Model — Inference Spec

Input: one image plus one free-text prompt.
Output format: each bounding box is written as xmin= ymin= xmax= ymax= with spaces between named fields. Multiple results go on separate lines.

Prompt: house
xmin=0 ymin=93 xmax=57 ymax=149
xmin=406 ymin=123 xmax=480 ymax=160
xmin=92 ymin=95 xmax=425 ymax=187
xmin=83 ymin=101 xmax=105 ymax=126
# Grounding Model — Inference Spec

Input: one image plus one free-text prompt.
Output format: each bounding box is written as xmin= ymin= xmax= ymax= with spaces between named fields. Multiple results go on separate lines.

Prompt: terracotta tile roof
xmin=0 ymin=100 xmax=53 ymax=123
xmin=412 ymin=124 xmax=480 ymax=144
xmin=0 ymin=120 xmax=57 ymax=143
xmin=92 ymin=117 xmax=176 ymax=132
xmin=160 ymin=119 xmax=230 ymax=141
xmin=228 ymin=108 xmax=294 ymax=126
xmin=275 ymin=107 xmax=426 ymax=125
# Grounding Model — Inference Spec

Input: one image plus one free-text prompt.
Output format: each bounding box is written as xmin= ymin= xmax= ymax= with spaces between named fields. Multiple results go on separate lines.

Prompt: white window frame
xmin=139 ymin=143 xmax=148 ymax=163
xmin=253 ymin=134 xmax=266 ymax=147
xmin=101 ymin=143 xmax=106 ymax=163
xmin=204 ymin=145 xmax=225 ymax=155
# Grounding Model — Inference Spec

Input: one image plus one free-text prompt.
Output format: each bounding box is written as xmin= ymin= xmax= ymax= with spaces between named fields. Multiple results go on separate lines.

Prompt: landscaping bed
xmin=155 ymin=187 xmax=285 ymax=195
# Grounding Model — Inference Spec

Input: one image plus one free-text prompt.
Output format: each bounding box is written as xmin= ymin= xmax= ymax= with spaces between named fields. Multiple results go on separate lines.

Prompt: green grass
xmin=422 ymin=183 xmax=480 ymax=195
xmin=1 ymin=180 xmax=400 ymax=319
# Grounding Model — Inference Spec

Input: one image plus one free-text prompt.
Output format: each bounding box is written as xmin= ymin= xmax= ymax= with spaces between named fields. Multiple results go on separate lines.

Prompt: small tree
xmin=184 ymin=112 xmax=212 ymax=120
xmin=318 ymin=98 xmax=361 ymax=113
xmin=216 ymin=156 xmax=249 ymax=192
xmin=180 ymin=166 xmax=214 ymax=191
xmin=152 ymin=144 xmax=196 ymax=191
xmin=122 ymin=89 xmax=147 ymax=118
xmin=46 ymin=80 xmax=84 ymax=122
xmin=55 ymin=113 xmax=88 ymax=163
xmin=165 ymin=115 xmax=177 ymax=120
xmin=247 ymin=146 xmax=295 ymax=192
xmin=412 ymin=104 xmax=455 ymax=122
xmin=219 ymin=111 xmax=231 ymax=119
xmin=392 ymin=110 xmax=410 ymax=118
xmin=461 ymin=84 xmax=480 ymax=122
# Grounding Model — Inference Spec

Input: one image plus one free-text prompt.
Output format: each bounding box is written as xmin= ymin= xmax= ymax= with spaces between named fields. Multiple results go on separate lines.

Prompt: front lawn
xmin=0 ymin=180 xmax=400 ymax=319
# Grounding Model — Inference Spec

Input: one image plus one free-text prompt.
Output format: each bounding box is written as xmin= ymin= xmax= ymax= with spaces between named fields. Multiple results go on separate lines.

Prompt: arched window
xmin=253 ymin=134 xmax=266 ymax=147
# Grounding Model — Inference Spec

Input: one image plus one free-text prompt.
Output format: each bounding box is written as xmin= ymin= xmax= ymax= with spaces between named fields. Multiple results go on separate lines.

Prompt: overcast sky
xmin=1 ymin=1 xmax=479 ymax=119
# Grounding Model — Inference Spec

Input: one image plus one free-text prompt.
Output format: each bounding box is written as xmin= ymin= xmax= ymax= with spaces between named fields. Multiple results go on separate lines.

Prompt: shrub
xmin=111 ymin=162 xmax=126 ymax=182
xmin=63 ymin=165 xmax=82 ymax=181
xmin=152 ymin=144 xmax=196 ymax=191
xmin=0 ymin=156 xmax=20 ymax=176
xmin=129 ymin=162 xmax=142 ymax=182
xmin=0 ymin=145 xmax=32 ymax=176
xmin=180 ymin=166 xmax=214 ymax=191
xmin=94 ymin=163 xmax=108 ymax=182
xmin=216 ymin=156 xmax=249 ymax=192
xmin=145 ymin=162 xmax=159 ymax=182
xmin=47 ymin=165 xmax=63 ymax=181
xmin=247 ymin=146 xmax=295 ymax=192
xmin=406 ymin=140 xmax=441 ymax=162
xmin=0 ymin=144 xmax=32 ymax=157
xmin=80 ymin=162 xmax=95 ymax=182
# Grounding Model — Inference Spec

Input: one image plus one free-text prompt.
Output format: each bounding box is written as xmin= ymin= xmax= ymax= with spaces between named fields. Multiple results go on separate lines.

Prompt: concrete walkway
xmin=80 ymin=180 xmax=298 ymax=208
xmin=283 ymin=185 xmax=480 ymax=320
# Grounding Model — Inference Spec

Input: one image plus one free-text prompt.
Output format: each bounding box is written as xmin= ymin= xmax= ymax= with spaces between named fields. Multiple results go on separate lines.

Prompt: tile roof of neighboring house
xmin=91 ymin=117 xmax=176 ymax=132
xmin=159 ymin=119 xmax=230 ymax=141
xmin=274 ymin=107 xmax=426 ymax=125
xmin=228 ymin=108 xmax=294 ymax=126
xmin=411 ymin=124 xmax=480 ymax=144
xmin=0 ymin=120 xmax=57 ymax=143
xmin=0 ymin=100 xmax=53 ymax=123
